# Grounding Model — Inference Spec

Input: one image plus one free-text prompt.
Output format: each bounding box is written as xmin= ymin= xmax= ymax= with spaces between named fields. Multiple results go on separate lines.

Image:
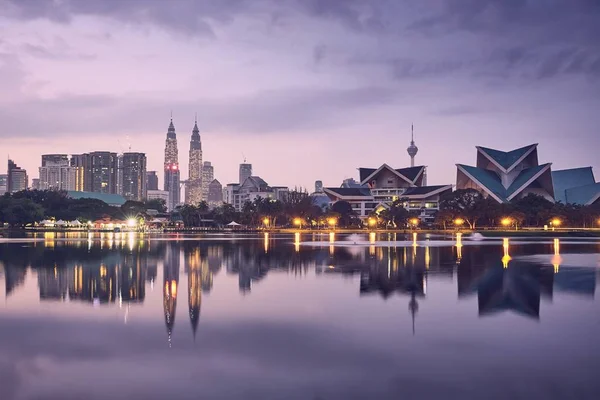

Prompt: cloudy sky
xmin=1 ymin=0 xmax=599 ymax=189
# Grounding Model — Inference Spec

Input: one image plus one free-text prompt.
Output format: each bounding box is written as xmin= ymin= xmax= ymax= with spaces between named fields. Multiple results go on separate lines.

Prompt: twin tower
xmin=163 ymin=117 xmax=205 ymax=211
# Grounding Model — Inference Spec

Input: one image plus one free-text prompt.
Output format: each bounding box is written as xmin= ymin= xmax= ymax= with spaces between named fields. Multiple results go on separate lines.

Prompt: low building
xmin=324 ymin=164 xmax=452 ymax=221
xmin=66 ymin=191 xmax=126 ymax=207
xmin=552 ymin=167 xmax=600 ymax=205
xmin=207 ymin=179 xmax=223 ymax=208
xmin=147 ymin=190 xmax=170 ymax=209
xmin=223 ymin=176 xmax=289 ymax=211
xmin=456 ymin=144 xmax=555 ymax=203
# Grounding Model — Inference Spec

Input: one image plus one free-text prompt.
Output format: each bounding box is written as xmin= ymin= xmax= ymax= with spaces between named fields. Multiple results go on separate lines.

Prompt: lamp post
xmin=501 ymin=217 xmax=512 ymax=230
xmin=327 ymin=217 xmax=337 ymax=230
xmin=263 ymin=217 xmax=270 ymax=230
xmin=454 ymin=218 xmax=465 ymax=229
xmin=409 ymin=218 xmax=419 ymax=229
xmin=368 ymin=217 xmax=377 ymax=230
xmin=293 ymin=217 xmax=303 ymax=230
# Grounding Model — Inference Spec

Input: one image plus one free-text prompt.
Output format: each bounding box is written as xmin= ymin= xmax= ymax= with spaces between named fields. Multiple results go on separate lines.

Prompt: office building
xmin=202 ymin=161 xmax=214 ymax=201
xmin=31 ymin=178 xmax=40 ymax=190
xmin=147 ymin=190 xmax=170 ymax=208
xmin=164 ymin=118 xmax=180 ymax=211
xmin=39 ymin=155 xmax=77 ymax=191
xmin=42 ymin=154 xmax=69 ymax=167
xmin=0 ymin=174 xmax=7 ymax=195
xmin=239 ymin=163 xmax=252 ymax=185
xmin=186 ymin=118 xmax=202 ymax=204
xmin=207 ymin=179 xmax=223 ymax=207
xmin=70 ymin=154 xmax=89 ymax=192
xmin=122 ymin=152 xmax=147 ymax=201
xmin=146 ymin=171 xmax=159 ymax=191
xmin=7 ymin=159 xmax=28 ymax=193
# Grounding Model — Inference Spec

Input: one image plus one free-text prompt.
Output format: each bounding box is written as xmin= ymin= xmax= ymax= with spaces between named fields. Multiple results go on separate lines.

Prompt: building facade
xmin=147 ymin=190 xmax=170 ymax=208
xmin=201 ymin=161 xmax=214 ymax=201
xmin=456 ymin=144 xmax=554 ymax=203
xmin=146 ymin=171 xmax=159 ymax=191
xmin=164 ymin=119 xmax=181 ymax=211
xmin=186 ymin=119 xmax=202 ymax=205
xmin=207 ymin=179 xmax=223 ymax=207
xmin=239 ymin=163 xmax=252 ymax=185
xmin=39 ymin=155 xmax=78 ymax=191
xmin=224 ymin=176 xmax=288 ymax=212
xmin=70 ymin=154 xmax=89 ymax=192
xmin=88 ymin=151 xmax=118 ymax=194
xmin=552 ymin=167 xmax=600 ymax=206
xmin=122 ymin=152 xmax=147 ymax=201
xmin=0 ymin=174 xmax=7 ymax=195
xmin=7 ymin=159 xmax=28 ymax=193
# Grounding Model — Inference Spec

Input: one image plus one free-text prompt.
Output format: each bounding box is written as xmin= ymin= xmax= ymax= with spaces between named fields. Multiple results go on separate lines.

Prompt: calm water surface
xmin=1 ymin=232 xmax=600 ymax=400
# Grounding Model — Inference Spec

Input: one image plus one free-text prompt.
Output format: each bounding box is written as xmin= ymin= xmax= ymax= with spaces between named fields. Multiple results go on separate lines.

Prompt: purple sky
xmin=1 ymin=0 xmax=599 ymax=190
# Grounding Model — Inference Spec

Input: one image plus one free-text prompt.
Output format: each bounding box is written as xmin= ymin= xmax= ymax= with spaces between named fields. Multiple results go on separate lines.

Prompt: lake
xmin=1 ymin=232 xmax=600 ymax=400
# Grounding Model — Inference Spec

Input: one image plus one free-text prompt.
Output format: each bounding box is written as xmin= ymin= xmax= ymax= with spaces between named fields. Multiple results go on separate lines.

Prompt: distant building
xmin=186 ymin=118 xmax=202 ymax=205
xmin=324 ymin=164 xmax=452 ymax=222
xmin=31 ymin=178 xmax=40 ymax=190
xmin=39 ymin=154 xmax=77 ymax=191
xmin=121 ymin=152 xmax=147 ymax=201
xmin=315 ymin=180 xmax=323 ymax=193
xmin=552 ymin=167 xmax=600 ymax=205
xmin=239 ymin=163 xmax=252 ymax=185
xmin=456 ymin=144 xmax=554 ymax=203
xmin=70 ymin=154 xmax=89 ymax=192
xmin=147 ymin=189 xmax=170 ymax=208
xmin=207 ymin=178 xmax=223 ymax=207
xmin=164 ymin=118 xmax=181 ymax=211
xmin=7 ymin=159 xmax=28 ymax=193
xmin=0 ymin=174 xmax=7 ymax=194
xmin=146 ymin=171 xmax=159 ymax=191
xmin=42 ymin=154 xmax=69 ymax=167
xmin=224 ymin=176 xmax=288 ymax=212
xmin=202 ymin=161 xmax=214 ymax=202
xmin=88 ymin=151 xmax=119 ymax=194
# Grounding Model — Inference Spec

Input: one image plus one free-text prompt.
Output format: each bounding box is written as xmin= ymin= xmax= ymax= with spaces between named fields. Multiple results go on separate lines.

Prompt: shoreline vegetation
xmin=1 ymin=188 xmax=599 ymax=234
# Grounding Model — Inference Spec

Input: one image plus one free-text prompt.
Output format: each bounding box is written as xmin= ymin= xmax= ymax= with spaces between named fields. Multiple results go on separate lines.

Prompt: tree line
xmin=1 ymin=188 xmax=599 ymax=229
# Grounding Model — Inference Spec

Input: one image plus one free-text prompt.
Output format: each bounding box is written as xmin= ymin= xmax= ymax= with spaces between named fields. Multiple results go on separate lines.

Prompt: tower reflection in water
xmin=1 ymin=232 xmax=598 ymax=342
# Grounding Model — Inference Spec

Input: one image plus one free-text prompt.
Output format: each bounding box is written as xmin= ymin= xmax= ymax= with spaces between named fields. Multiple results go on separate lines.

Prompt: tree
xmin=439 ymin=189 xmax=486 ymax=229
xmin=145 ymin=198 xmax=167 ymax=213
xmin=513 ymin=194 xmax=554 ymax=226
xmin=379 ymin=200 xmax=410 ymax=228
xmin=121 ymin=200 xmax=146 ymax=218
xmin=331 ymin=200 xmax=356 ymax=227
xmin=0 ymin=198 xmax=44 ymax=226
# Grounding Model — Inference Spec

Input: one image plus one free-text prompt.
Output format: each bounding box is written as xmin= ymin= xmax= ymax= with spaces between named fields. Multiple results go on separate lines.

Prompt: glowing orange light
xmin=327 ymin=218 xmax=337 ymax=227
xmin=454 ymin=218 xmax=464 ymax=226
xmin=409 ymin=218 xmax=419 ymax=226
xmin=551 ymin=218 xmax=561 ymax=227
xmin=171 ymin=280 xmax=178 ymax=297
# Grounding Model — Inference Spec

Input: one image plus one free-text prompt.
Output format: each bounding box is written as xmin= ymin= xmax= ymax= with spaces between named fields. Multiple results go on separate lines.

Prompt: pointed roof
xmin=359 ymin=164 xmax=425 ymax=186
xmin=552 ymin=167 xmax=596 ymax=203
xmin=477 ymin=144 xmax=537 ymax=172
xmin=167 ymin=118 xmax=176 ymax=139
xmin=190 ymin=118 xmax=201 ymax=150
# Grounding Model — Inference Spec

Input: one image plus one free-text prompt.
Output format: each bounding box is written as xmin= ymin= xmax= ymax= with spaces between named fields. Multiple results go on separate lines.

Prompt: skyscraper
xmin=186 ymin=117 xmax=202 ymax=205
xmin=39 ymin=154 xmax=77 ymax=191
xmin=164 ymin=118 xmax=180 ymax=211
xmin=146 ymin=171 xmax=159 ymax=191
xmin=407 ymin=124 xmax=418 ymax=168
xmin=89 ymin=151 xmax=118 ymax=194
xmin=201 ymin=161 xmax=213 ymax=201
xmin=239 ymin=163 xmax=252 ymax=185
xmin=122 ymin=152 xmax=147 ymax=201
xmin=7 ymin=159 xmax=28 ymax=193
xmin=70 ymin=154 xmax=89 ymax=192
xmin=0 ymin=174 xmax=7 ymax=195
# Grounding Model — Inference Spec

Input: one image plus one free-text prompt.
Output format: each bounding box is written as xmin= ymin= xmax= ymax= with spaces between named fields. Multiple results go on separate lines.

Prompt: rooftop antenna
xmin=242 ymin=152 xmax=246 ymax=163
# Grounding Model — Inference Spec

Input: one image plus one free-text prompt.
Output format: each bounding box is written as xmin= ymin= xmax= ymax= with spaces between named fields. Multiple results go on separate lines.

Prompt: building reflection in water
xmin=186 ymin=247 xmax=203 ymax=340
xmin=163 ymin=243 xmax=180 ymax=347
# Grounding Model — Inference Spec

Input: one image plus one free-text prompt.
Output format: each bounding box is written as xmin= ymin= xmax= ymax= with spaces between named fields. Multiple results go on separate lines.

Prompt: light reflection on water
xmin=1 ymin=232 xmax=600 ymax=400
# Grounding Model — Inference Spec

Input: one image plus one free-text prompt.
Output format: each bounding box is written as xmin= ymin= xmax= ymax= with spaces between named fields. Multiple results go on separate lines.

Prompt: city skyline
xmin=0 ymin=1 xmax=598 ymax=190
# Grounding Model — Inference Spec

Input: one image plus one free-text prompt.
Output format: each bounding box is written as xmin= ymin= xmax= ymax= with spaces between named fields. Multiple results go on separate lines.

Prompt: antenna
xmin=242 ymin=152 xmax=246 ymax=163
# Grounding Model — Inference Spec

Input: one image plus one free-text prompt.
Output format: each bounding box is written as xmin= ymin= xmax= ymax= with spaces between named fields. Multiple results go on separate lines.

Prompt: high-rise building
xmin=89 ymin=151 xmax=118 ymax=194
xmin=0 ymin=174 xmax=7 ymax=195
xmin=186 ymin=118 xmax=202 ymax=204
xmin=239 ymin=163 xmax=252 ymax=185
xmin=7 ymin=159 xmax=28 ymax=193
xmin=202 ymin=161 xmax=213 ymax=201
xmin=208 ymin=179 xmax=223 ymax=207
xmin=39 ymin=155 xmax=77 ymax=191
xmin=42 ymin=154 xmax=69 ymax=167
xmin=146 ymin=171 xmax=159 ymax=191
xmin=122 ymin=152 xmax=147 ymax=201
xmin=164 ymin=118 xmax=180 ymax=211
xmin=70 ymin=154 xmax=89 ymax=192
xmin=407 ymin=124 xmax=418 ymax=168
xmin=116 ymin=154 xmax=124 ymax=196
xmin=31 ymin=178 xmax=40 ymax=190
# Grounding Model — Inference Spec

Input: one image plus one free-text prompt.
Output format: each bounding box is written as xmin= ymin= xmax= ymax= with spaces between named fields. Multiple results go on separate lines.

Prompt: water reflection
xmin=1 ymin=233 xmax=599 ymax=335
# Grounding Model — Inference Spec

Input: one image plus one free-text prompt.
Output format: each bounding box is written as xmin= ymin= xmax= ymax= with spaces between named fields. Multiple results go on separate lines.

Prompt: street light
xmin=551 ymin=218 xmax=562 ymax=227
xmin=263 ymin=217 xmax=270 ymax=229
xmin=368 ymin=217 xmax=377 ymax=228
xmin=409 ymin=218 xmax=419 ymax=228
xmin=454 ymin=218 xmax=465 ymax=227
xmin=327 ymin=218 xmax=337 ymax=229
xmin=293 ymin=217 xmax=303 ymax=230
xmin=501 ymin=217 xmax=512 ymax=228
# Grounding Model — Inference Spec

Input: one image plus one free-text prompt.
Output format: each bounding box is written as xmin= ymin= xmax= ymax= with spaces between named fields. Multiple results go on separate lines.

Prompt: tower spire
xmin=406 ymin=124 xmax=419 ymax=167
